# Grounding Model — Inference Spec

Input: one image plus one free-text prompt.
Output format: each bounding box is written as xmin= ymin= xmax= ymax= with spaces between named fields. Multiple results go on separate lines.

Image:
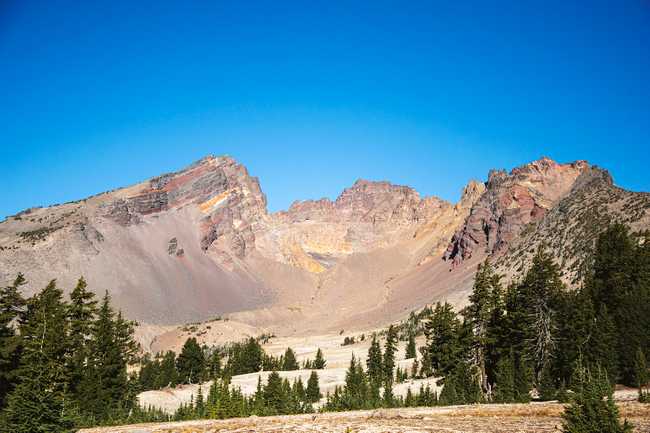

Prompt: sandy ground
xmin=78 ymin=402 xmax=650 ymax=433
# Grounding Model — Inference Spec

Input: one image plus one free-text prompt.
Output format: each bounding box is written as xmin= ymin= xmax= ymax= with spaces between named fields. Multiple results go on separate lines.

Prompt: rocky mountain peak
xmin=444 ymin=157 xmax=591 ymax=265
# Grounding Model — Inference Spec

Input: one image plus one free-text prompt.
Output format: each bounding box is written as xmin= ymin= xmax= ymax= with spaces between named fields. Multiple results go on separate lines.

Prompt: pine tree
xmin=464 ymin=260 xmax=502 ymax=393
xmin=2 ymin=280 xmax=74 ymax=433
xmin=484 ymin=280 xmax=507 ymax=392
xmin=519 ymin=247 xmax=564 ymax=381
xmin=562 ymin=363 xmax=633 ymax=433
xmin=313 ymin=348 xmax=326 ymax=369
xmin=177 ymin=338 xmax=206 ymax=384
xmin=114 ymin=311 xmax=139 ymax=365
xmin=195 ymin=385 xmax=205 ymax=418
xmin=138 ymin=354 xmax=159 ymax=391
xmin=0 ymin=273 xmax=26 ymax=407
xmin=383 ymin=325 xmax=398 ymax=386
xmin=438 ymin=375 xmax=458 ymax=405
xmin=341 ymin=354 xmax=369 ymax=410
xmin=425 ymin=302 xmax=461 ymax=379
xmin=367 ymin=335 xmax=383 ymax=383
xmin=263 ymin=371 xmax=285 ymax=415
xmin=306 ymin=370 xmax=321 ymax=403
xmin=538 ymin=363 xmax=557 ymax=401
xmin=588 ymin=306 xmax=618 ymax=384
xmin=207 ymin=349 xmax=222 ymax=380
xmin=81 ymin=291 xmax=129 ymax=422
xmin=282 ymin=347 xmax=299 ymax=371
xmin=406 ymin=332 xmax=417 ymax=359
xmin=157 ymin=351 xmax=179 ymax=388
xmin=66 ymin=277 xmax=97 ymax=401
xmin=493 ymin=352 xmax=516 ymax=403
xmin=587 ymin=224 xmax=648 ymax=386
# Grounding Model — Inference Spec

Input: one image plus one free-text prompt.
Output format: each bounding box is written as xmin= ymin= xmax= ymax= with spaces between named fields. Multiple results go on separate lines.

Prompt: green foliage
xmin=383 ymin=325 xmax=398 ymax=384
xmin=424 ymin=302 xmax=462 ymax=379
xmin=306 ymin=370 xmax=321 ymax=403
xmin=157 ymin=351 xmax=179 ymax=388
xmin=562 ymin=364 xmax=633 ymax=433
xmin=176 ymin=337 xmax=206 ymax=384
xmin=2 ymin=280 xmax=74 ymax=433
xmin=405 ymin=332 xmax=417 ymax=359
xmin=67 ymin=277 xmax=97 ymax=400
xmin=635 ymin=348 xmax=649 ymax=403
xmin=313 ymin=348 xmax=326 ymax=369
xmin=224 ymin=337 xmax=263 ymax=376
xmin=282 ymin=347 xmax=299 ymax=371
xmin=0 ymin=273 xmax=26 ymax=407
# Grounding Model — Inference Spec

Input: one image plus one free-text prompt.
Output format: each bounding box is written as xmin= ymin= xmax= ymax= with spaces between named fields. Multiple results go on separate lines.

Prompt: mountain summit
xmin=1 ymin=156 xmax=648 ymax=334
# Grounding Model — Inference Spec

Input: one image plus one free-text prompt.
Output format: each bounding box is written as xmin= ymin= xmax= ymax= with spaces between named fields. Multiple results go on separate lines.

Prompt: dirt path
xmin=78 ymin=402 xmax=650 ymax=433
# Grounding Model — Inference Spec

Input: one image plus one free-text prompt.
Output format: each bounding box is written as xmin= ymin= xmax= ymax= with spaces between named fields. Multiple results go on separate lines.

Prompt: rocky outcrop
xmin=2 ymin=154 xmax=647 ymax=330
xmin=494 ymin=166 xmax=650 ymax=285
xmin=444 ymin=158 xmax=589 ymax=265
xmin=104 ymin=155 xmax=268 ymax=264
xmin=259 ymin=179 xmax=456 ymax=273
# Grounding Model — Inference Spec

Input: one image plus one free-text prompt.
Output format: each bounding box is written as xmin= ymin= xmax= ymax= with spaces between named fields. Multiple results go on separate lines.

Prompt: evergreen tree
xmin=464 ymin=260 xmax=502 ymax=393
xmin=538 ymin=363 xmax=557 ymax=401
xmin=383 ymin=325 xmax=398 ymax=384
xmin=438 ymin=376 xmax=458 ymax=405
xmin=66 ymin=277 xmax=97 ymax=400
xmin=405 ymin=332 xmax=417 ymax=359
xmin=281 ymin=347 xmax=299 ymax=371
xmin=364 ymin=336 xmax=381 ymax=406
xmin=207 ymin=349 xmax=222 ymax=380
xmin=588 ymin=306 xmax=619 ymax=384
xmin=263 ymin=371 xmax=286 ymax=415
xmin=484 ymin=280 xmax=508 ymax=392
xmin=493 ymin=352 xmax=516 ymax=403
xmin=425 ymin=302 xmax=461 ymax=379
xmin=0 ymin=273 xmax=26 ymax=408
xmin=562 ymin=363 xmax=632 ymax=433
xmin=634 ymin=348 xmax=649 ymax=402
xmin=404 ymin=387 xmax=414 ymax=407
xmin=2 ymin=280 xmax=74 ymax=433
xmin=313 ymin=348 xmax=326 ymax=369
xmin=137 ymin=354 xmax=159 ymax=391
xmin=341 ymin=354 xmax=369 ymax=410
xmin=519 ymin=247 xmax=565 ymax=381
xmin=306 ymin=370 xmax=321 ymax=403
xmin=157 ymin=351 xmax=179 ymax=388
xmin=177 ymin=338 xmax=206 ymax=384
xmin=114 ymin=311 xmax=139 ymax=365
xmin=195 ymin=386 xmax=205 ymax=418
xmin=587 ymin=224 xmax=650 ymax=385
xmin=82 ymin=291 xmax=130 ymax=422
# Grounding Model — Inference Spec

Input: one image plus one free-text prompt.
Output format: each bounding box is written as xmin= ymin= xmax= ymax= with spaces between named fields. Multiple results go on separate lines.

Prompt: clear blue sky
xmin=1 ymin=1 xmax=649 ymax=219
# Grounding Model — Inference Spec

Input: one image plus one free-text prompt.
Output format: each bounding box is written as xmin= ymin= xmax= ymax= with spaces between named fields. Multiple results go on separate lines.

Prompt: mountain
xmin=1 ymin=155 xmax=648 ymax=338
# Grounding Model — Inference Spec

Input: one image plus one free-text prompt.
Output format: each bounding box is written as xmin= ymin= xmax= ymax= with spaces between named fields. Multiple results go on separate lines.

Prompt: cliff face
xmin=0 ymin=155 xmax=474 ymax=325
xmin=257 ymin=179 xmax=467 ymax=274
xmin=443 ymin=158 xmax=589 ymax=265
xmin=1 ymin=155 xmax=648 ymax=333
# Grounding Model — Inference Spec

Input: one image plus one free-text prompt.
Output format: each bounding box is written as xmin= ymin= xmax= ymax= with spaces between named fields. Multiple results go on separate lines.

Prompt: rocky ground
xmin=78 ymin=402 xmax=650 ymax=433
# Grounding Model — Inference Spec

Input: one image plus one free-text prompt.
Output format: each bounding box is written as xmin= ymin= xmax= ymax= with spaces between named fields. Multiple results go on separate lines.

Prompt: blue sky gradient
xmin=1 ymin=1 xmax=649 ymax=218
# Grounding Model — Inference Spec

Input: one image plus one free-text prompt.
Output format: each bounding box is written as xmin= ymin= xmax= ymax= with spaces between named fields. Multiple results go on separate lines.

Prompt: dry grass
xmin=78 ymin=401 xmax=650 ymax=433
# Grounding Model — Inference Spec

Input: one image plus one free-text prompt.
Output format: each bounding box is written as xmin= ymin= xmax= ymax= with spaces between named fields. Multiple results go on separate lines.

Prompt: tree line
xmin=0 ymin=277 xmax=141 ymax=431
xmin=137 ymin=336 xmax=326 ymax=392
xmin=420 ymin=224 xmax=650 ymax=406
